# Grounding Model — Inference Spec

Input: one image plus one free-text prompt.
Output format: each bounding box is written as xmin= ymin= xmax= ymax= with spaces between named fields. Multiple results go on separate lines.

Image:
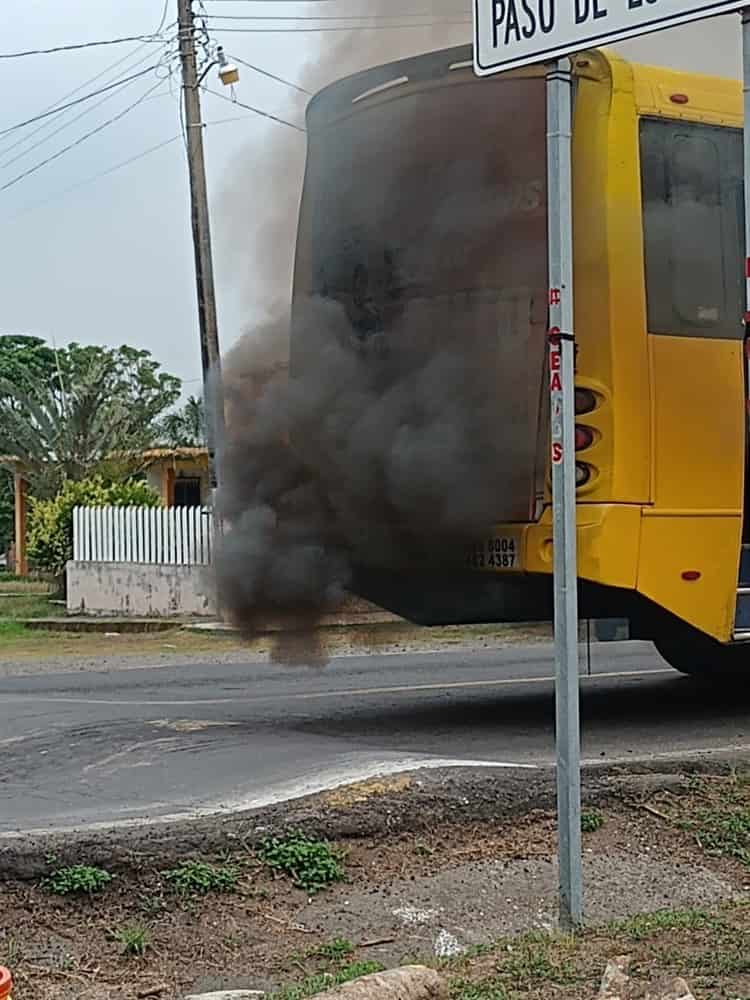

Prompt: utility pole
xmin=176 ymin=0 xmax=224 ymax=503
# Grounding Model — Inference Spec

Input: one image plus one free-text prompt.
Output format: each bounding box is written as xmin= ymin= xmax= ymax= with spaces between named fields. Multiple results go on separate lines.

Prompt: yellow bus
xmin=292 ymin=44 xmax=748 ymax=678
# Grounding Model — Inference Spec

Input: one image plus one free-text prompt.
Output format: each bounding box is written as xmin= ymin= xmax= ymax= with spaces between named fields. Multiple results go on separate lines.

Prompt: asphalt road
xmin=1 ymin=640 xmax=749 ymax=835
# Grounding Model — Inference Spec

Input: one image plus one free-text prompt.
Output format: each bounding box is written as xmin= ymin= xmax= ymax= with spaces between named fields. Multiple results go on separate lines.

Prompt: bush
xmin=41 ymin=863 xmax=113 ymax=896
xmin=258 ymin=834 xmax=345 ymax=894
xmin=162 ymin=859 xmax=239 ymax=896
xmin=27 ymin=476 xmax=160 ymax=575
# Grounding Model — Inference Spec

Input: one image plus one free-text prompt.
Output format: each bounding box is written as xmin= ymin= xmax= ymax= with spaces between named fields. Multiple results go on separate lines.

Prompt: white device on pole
xmin=474 ymin=0 xmax=747 ymax=75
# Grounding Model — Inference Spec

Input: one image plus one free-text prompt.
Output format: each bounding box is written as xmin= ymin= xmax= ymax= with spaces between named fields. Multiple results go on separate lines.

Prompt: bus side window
xmin=640 ymin=118 xmax=744 ymax=340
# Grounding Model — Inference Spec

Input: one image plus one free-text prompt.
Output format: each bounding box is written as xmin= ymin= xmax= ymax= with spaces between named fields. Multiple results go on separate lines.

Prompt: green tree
xmin=0 ymin=343 xmax=181 ymax=496
xmin=0 ymin=335 xmax=60 ymax=552
xmin=28 ymin=477 xmax=161 ymax=576
xmin=159 ymin=395 xmax=206 ymax=448
xmin=0 ymin=335 xmax=58 ymax=396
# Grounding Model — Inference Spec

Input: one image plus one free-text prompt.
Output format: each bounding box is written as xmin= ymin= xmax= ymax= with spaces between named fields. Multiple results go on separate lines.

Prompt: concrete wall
xmin=66 ymin=561 xmax=216 ymax=618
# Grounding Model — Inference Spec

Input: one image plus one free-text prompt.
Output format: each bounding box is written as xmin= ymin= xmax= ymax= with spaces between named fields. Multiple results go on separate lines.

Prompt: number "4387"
xmin=466 ymin=537 xmax=518 ymax=570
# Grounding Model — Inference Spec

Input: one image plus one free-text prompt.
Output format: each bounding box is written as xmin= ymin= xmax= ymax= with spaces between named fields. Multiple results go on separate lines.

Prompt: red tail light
xmin=575 ymin=425 xmax=594 ymax=451
xmin=575 ymin=388 xmax=596 ymax=415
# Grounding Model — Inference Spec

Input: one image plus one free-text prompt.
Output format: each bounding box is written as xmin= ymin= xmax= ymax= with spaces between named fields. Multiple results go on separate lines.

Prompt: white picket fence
xmin=73 ymin=505 xmax=213 ymax=566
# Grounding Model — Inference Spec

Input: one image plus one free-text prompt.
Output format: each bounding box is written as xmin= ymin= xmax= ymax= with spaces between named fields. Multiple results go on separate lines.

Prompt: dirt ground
xmin=3 ymin=770 xmax=750 ymax=1000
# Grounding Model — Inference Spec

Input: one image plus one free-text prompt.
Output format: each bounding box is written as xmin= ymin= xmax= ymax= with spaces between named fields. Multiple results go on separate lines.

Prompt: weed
xmin=115 ymin=925 xmax=150 ymax=957
xmin=499 ymin=934 xmax=579 ymax=986
xmin=163 ymin=859 xmax=239 ymax=896
xmin=273 ymin=961 xmax=384 ymax=1000
xmin=137 ymin=893 xmax=166 ymax=918
xmin=414 ymin=842 xmax=435 ymax=857
xmin=580 ymin=811 xmax=604 ymax=834
xmin=692 ymin=808 xmax=750 ymax=866
xmin=41 ymin=864 xmax=113 ymax=896
xmin=0 ymin=935 xmax=21 ymax=968
xmin=611 ymin=908 xmax=716 ymax=941
xmin=309 ymin=938 xmax=355 ymax=962
xmin=258 ymin=834 xmax=344 ymax=894
xmin=450 ymin=977 xmax=507 ymax=1000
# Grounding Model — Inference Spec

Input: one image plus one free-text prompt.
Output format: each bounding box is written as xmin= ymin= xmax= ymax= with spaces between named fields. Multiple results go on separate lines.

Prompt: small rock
xmin=646 ymin=977 xmax=697 ymax=1000
xmin=434 ymin=929 xmax=464 ymax=959
xmin=311 ymin=966 xmax=446 ymax=1000
xmin=598 ymin=956 xmax=632 ymax=1000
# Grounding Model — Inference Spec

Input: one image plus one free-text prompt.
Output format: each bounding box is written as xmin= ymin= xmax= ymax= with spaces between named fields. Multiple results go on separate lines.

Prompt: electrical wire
xmin=0 ymin=34 xmax=173 ymax=157
xmin=0 ymin=78 xmax=167 ymax=193
xmin=154 ymin=0 xmax=172 ymax=34
xmin=207 ymin=10 xmax=467 ymax=18
xmin=201 ymin=85 xmax=306 ymax=131
xmin=0 ymin=46 xmax=169 ymax=170
xmin=2 ymin=111 xmax=279 ymax=221
xmin=0 ymin=35 xmax=167 ymax=59
xmin=207 ymin=21 xmax=471 ymax=31
xmin=227 ymin=54 xmax=310 ymax=95
xmin=5 ymin=135 xmax=182 ymax=218
xmin=0 ymin=64 xmax=161 ymax=138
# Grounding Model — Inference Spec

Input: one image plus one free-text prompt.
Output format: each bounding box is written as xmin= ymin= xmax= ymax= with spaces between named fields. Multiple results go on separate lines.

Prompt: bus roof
xmin=307 ymin=45 xmax=743 ymax=132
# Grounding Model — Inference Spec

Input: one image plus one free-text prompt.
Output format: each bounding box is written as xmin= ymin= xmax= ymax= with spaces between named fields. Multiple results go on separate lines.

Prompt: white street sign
xmin=474 ymin=0 xmax=747 ymax=76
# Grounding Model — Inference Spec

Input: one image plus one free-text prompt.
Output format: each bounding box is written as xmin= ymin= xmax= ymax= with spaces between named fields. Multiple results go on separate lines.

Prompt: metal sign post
xmin=546 ymin=58 xmax=583 ymax=931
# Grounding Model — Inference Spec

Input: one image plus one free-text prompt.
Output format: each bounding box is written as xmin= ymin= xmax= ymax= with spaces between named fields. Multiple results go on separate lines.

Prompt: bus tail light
xmin=575 ymin=388 xmax=596 ymax=415
xmin=575 ymin=463 xmax=591 ymax=487
xmin=575 ymin=425 xmax=594 ymax=451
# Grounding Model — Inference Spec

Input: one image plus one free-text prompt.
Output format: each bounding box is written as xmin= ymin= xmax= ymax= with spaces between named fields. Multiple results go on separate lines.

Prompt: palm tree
xmin=159 ymin=395 xmax=206 ymax=449
xmin=0 ymin=358 xmax=156 ymax=497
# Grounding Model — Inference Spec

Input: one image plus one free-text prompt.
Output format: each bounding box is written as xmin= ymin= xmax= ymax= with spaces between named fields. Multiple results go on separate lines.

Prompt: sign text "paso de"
xmin=474 ymin=0 xmax=746 ymax=76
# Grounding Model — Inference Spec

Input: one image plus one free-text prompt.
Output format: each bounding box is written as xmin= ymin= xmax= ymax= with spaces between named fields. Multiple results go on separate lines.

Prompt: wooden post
xmin=165 ymin=466 xmax=176 ymax=507
xmin=13 ymin=472 xmax=27 ymax=577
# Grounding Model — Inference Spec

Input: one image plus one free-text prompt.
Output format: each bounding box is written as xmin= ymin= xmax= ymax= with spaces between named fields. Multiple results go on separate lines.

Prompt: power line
xmin=207 ymin=11 xmax=468 ymax=18
xmin=1 ymin=114 xmax=287 ymax=220
xmin=0 ymin=35 xmax=167 ymax=59
xmin=228 ymin=54 xmax=310 ymax=94
xmin=207 ymin=21 xmax=470 ymax=31
xmin=0 ymin=78 xmax=166 ymax=193
xmin=201 ymin=85 xmax=306 ymax=130
xmin=0 ymin=36 xmax=172 ymax=155
xmin=0 ymin=64 xmax=161 ymax=138
xmin=5 ymin=135 xmax=182 ymax=218
xmin=0 ymin=48 xmax=168 ymax=170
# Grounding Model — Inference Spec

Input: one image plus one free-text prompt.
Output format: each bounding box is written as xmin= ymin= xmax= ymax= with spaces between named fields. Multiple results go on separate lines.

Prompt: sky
xmin=0 ymin=2 xmax=742 ymax=392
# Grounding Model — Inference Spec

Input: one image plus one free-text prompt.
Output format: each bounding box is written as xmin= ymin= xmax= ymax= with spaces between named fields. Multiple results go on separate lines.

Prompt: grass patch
xmin=450 ymin=977 xmax=508 ymax=1000
xmin=0 ymin=593 xmax=55 ymax=618
xmin=499 ymin=934 xmax=578 ymax=986
xmin=258 ymin=834 xmax=345 ymax=894
xmin=610 ymin=908 xmax=717 ymax=941
xmin=691 ymin=808 xmax=750 ymax=866
xmin=41 ymin=864 xmax=113 ymax=896
xmin=0 ymin=620 xmax=27 ymax=638
xmin=114 ymin=925 xmax=150 ymax=957
xmin=162 ymin=859 xmax=239 ymax=896
xmin=273 ymin=961 xmax=385 ymax=1000
xmin=308 ymin=939 xmax=355 ymax=962
xmin=580 ymin=811 xmax=604 ymax=834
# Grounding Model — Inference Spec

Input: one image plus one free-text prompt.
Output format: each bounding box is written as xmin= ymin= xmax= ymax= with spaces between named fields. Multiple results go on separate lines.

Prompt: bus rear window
xmin=640 ymin=117 xmax=744 ymax=340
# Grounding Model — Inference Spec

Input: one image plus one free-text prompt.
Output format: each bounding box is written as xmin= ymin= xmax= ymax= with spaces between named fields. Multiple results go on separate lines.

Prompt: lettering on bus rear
xmin=467 ymin=536 xmax=519 ymax=570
